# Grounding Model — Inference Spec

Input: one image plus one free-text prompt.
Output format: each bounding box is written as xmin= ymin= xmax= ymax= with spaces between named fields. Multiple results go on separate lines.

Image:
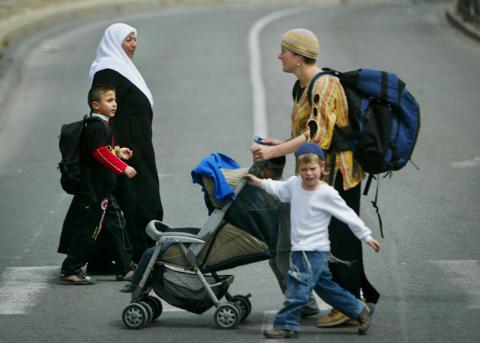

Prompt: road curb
xmin=445 ymin=6 xmax=480 ymax=43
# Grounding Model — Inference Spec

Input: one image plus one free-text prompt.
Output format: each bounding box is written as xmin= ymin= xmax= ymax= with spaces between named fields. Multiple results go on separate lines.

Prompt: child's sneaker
xmin=116 ymin=263 xmax=137 ymax=281
xmin=263 ymin=329 xmax=299 ymax=339
xmin=317 ymin=309 xmax=349 ymax=327
xmin=119 ymin=283 xmax=136 ymax=293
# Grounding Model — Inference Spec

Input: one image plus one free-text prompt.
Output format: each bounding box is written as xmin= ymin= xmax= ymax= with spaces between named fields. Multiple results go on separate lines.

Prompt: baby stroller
xmin=121 ymin=161 xmax=281 ymax=330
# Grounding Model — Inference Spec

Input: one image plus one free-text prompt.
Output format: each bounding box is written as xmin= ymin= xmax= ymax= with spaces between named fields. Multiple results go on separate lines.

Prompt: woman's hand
xmin=261 ymin=137 xmax=283 ymax=146
xmin=250 ymin=144 xmax=275 ymax=162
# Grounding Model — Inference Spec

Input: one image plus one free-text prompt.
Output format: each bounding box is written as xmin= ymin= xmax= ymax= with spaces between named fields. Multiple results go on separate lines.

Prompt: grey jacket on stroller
xmin=121 ymin=164 xmax=281 ymax=329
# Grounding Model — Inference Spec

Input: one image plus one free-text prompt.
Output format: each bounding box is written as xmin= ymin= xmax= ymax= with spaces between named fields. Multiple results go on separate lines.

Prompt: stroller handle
xmin=146 ymin=220 xmax=206 ymax=245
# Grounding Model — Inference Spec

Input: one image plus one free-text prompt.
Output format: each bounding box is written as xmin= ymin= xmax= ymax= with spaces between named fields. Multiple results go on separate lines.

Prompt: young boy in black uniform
xmin=58 ymin=84 xmax=137 ymax=285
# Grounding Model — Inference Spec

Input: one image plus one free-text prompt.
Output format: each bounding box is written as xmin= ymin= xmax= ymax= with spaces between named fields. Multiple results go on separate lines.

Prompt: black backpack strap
xmin=80 ymin=114 xmax=104 ymax=199
xmin=292 ymin=80 xmax=300 ymax=101
xmin=363 ymin=174 xmax=384 ymax=238
xmin=371 ymin=176 xmax=384 ymax=238
xmin=327 ymin=150 xmax=336 ymax=186
xmin=363 ymin=174 xmax=374 ymax=196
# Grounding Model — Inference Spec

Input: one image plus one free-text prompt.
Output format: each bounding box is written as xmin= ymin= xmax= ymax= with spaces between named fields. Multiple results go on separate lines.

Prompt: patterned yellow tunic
xmin=291 ymin=74 xmax=364 ymax=190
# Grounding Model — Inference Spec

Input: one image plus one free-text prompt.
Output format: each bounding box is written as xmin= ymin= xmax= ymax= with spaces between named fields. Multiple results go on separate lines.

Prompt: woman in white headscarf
xmin=89 ymin=23 xmax=163 ymax=265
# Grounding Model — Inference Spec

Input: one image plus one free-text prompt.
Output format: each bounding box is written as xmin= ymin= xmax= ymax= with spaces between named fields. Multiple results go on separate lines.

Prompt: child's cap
xmin=295 ymin=143 xmax=325 ymax=160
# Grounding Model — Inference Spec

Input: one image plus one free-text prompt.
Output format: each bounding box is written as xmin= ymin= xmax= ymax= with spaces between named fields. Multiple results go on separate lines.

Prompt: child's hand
xmin=367 ymin=238 xmax=381 ymax=252
xmin=118 ymin=147 xmax=133 ymax=160
xmin=244 ymin=173 xmax=262 ymax=187
xmin=124 ymin=166 xmax=137 ymax=178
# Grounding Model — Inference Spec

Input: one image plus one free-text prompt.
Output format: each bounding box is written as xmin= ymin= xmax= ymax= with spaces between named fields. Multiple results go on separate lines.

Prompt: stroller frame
xmin=122 ymin=165 xmax=260 ymax=330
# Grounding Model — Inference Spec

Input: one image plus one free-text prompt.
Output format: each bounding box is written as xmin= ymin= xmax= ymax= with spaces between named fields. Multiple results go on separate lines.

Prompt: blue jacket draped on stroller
xmin=121 ymin=154 xmax=281 ymax=329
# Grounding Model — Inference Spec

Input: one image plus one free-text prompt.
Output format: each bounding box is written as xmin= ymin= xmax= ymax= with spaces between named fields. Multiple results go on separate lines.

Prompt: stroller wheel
xmin=214 ymin=303 xmax=240 ymax=329
xmin=122 ymin=303 xmax=148 ymax=329
xmin=143 ymin=296 xmax=163 ymax=320
xmin=231 ymin=295 xmax=252 ymax=321
xmin=139 ymin=301 xmax=153 ymax=325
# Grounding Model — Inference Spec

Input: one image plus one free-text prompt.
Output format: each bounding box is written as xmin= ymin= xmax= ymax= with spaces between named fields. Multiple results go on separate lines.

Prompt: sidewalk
xmin=445 ymin=1 xmax=480 ymax=43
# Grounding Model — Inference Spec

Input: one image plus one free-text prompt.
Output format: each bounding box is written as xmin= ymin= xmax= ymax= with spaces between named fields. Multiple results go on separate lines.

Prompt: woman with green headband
xmin=251 ymin=28 xmax=379 ymax=329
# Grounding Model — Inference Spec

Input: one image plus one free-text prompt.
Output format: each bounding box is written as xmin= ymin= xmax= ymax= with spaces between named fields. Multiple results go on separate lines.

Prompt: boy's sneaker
xmin=263 ymin=329 xmax=299 ymax=339
xmin=119 ymin=283 xmax=136 ymax=293
xmin=115 ymin=263 xmax=137 ymax=281
xmin=357 ymin=305 xmax=370 ymax=335
xmin=317 ymin=309 xmax=349 ymax=327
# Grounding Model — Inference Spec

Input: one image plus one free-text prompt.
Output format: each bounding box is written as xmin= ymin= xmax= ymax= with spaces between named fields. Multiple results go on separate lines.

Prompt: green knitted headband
xmin=281 ymin=28 xmax=319 ymax=59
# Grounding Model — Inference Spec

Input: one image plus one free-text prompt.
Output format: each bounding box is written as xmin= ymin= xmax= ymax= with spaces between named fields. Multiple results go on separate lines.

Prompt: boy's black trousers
xmin=61 ymin=195 xmax=132 ymax=276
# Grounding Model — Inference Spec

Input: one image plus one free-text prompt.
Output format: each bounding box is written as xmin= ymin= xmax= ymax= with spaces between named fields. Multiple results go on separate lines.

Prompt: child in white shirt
xmin=245 ymin=142 xmax=380 ymax=339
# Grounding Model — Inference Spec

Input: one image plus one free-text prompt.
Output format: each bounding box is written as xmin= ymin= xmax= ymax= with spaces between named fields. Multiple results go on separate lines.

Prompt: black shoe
xmin=300 ymin=307 xmax=320 ymax=318
xmin=263 ymin=329 xmax=299 ymax=339
xmin=86 ymin=260 xmax=116 ymax=275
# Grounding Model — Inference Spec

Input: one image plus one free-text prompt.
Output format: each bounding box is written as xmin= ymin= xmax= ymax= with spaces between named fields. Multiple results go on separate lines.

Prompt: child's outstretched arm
xmin=366 ymin=238 xmax=381 ymax=252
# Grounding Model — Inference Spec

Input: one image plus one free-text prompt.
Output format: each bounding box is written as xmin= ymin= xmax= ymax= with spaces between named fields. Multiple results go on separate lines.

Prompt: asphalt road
xmin=0 ymin=1 xmax=479 ymax=342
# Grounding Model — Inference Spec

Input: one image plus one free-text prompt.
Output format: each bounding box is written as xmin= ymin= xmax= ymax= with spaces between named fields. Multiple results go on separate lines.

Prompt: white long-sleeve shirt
xmin=260 ymin=176 xmax=373 ymax=252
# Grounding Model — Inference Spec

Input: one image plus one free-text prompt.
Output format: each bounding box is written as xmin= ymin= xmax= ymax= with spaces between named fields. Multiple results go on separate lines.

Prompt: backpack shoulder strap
xmin=306 ymin=68 xmax=339 ymax=105
xmin=292 ymin=80 xmax=300 ymax=101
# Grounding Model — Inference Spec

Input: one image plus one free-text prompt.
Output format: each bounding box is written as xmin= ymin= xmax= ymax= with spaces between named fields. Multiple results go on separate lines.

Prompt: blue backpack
xmin=293 ymin=68 xmax=421 ymax=236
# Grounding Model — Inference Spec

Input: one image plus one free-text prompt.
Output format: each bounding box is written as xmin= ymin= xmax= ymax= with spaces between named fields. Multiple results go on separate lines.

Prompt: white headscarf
xmin=89 ymin=23 xmax=153 ymax=106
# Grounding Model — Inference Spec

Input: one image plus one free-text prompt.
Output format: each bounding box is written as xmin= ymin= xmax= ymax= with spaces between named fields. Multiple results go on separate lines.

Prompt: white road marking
xmin=0 ymin=266 xmax=58 ymax=315
xmin=431 ymin=259 xmax=480 ymax=309
xmin=451 ymin=157 xmax=480 ymax=168
xmin=0 ymin=265 xmax=328 ymax=318
xmin=248 ymin=6 xmax=312 ymax=138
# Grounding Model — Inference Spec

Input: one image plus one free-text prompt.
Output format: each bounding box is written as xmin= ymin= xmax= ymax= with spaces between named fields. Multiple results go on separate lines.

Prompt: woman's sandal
xmin=60 ymin=273 xmax=95 ymax=285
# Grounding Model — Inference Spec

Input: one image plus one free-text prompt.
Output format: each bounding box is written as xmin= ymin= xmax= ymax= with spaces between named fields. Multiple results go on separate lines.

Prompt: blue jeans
xmin=131 ymin=246 xmax=155 ymax=285
xmin=131 ymin=242 xmax=176 ymax=285
xmin=273 ymin=251 xmax=364 ymax=332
